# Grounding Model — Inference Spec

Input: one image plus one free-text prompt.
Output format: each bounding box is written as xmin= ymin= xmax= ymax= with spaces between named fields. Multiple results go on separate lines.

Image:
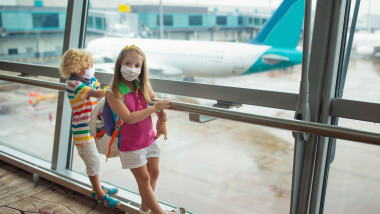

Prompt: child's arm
xmin=147 ymin=83 xmax=168 ymax=121
xmin=147 ymin=82 xmax=157 ymax=100
xmin=91 ymin=89 xmax=105 ymax=99
xmin=90 ymin=78 xmax=104 ymax=98
xmin=106 ymin=92 xmax=170 ymax=124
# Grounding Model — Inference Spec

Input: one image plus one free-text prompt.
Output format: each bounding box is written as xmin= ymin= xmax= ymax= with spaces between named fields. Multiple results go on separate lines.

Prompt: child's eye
xmin=135 ymin=64 xmax=140 ymax=68
xmin=125 ymin=62 xmax=130 ymax=65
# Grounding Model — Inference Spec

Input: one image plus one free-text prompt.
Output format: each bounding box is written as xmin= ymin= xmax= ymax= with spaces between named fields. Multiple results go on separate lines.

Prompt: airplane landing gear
xmin=182 ymin=76 xmax=195 ymax=82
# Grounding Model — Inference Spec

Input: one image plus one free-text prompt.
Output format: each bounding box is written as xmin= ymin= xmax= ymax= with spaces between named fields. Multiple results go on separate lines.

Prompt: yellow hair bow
xmin=126 ymin=44 xmax=136 ymax=50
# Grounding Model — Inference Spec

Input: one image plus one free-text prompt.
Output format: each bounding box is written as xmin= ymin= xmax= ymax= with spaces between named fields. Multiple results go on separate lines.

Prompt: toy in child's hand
xmin=155 ymin=112 xmax=167 ymax=140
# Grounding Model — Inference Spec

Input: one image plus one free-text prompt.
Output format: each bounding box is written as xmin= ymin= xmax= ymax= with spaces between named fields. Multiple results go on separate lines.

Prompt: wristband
xmin=103 ymin=86 xmax=109 ymax=94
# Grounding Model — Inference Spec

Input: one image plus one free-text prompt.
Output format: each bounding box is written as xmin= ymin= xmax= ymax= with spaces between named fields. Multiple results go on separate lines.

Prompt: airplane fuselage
xmin=88 ymin=37 xmax=301 ymax=77
xmin=87 ymin=0 xmax=305 ymax=78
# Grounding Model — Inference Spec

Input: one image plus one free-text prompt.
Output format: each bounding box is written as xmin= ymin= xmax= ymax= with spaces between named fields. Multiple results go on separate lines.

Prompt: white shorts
xmin=76 ymin=143 xmax=101 ymax=176
xmin=119 ymin=140 xmax=161 ymax=169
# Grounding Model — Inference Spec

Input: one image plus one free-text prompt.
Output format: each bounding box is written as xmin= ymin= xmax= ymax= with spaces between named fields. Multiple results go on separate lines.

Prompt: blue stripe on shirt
xmin=72 ymin=123 xmax=89 ymax=128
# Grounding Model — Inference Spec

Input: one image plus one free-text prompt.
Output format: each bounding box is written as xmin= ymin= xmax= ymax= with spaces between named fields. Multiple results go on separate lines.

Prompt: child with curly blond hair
xmin=59 ymin=48 xmax=120 ymax=208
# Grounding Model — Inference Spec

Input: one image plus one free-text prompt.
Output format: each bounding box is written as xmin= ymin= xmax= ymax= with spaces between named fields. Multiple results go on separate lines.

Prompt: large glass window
xmin=87 ymin=16 xmax=93 ymax=29
xmin=0 ymin=1 xmax=66 ymax=161
xmin=323 ymin=1 xmax=380 ymax=213
xmin=2 ymin=0 xmax=379 ymax=213
xmin=82 ymin=1 xmax=306 ymax=213
xmin=344 ymin=0 xmax=380 ymax=103
xmin=216 ymin=16 xmax=227 ymax=25
xmin=238 ymin=16 xmax=243 ymax=25
xmin=157 ymin=14 xmax=173 ymax=27
xmin=72 ymin=109 xmax=294 ymax=214
xmin=0 ymin=81 xmax=58 ymax=162
xmin=323 ymin=120 xmax=380 ymax=214
xmin=189 ymin=15 xmax=202 ymax=26
xmin=85 ymin=0 xmax=307 ymax=94
xmin=0 ymin=2 xmax=66 ymax=66
xmin=95 ymin=17 xmax=103 ymax=30
xmin=32 ymin=13 xmax=59 ymax=28
xmin=254 ymin=18 xmax=261 ymax=25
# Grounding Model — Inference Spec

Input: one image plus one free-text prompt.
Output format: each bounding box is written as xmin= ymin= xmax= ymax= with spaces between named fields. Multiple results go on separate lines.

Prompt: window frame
xmin=0 ymin=0 xmax=380 ymax=214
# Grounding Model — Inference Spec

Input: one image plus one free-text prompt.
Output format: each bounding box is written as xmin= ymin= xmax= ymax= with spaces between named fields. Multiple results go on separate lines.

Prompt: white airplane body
xmin=90 ymin=38 xmax=269 ymax=77
xmin=87 ymin=0 xmax=304 ymax=79
xmin=353 ymin=32 xmax=380 ymax=56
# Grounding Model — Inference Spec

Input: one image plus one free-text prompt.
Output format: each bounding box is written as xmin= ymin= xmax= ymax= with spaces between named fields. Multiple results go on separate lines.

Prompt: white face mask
xmin=82 ymin=67 xmax=95 ymax=79
xmin=120 ymin=65 xmax=141 ymax=81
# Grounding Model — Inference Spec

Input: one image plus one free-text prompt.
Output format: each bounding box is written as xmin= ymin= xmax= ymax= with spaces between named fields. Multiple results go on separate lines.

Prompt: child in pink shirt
xmin=106 ymin=45 xmax=184 ymax=214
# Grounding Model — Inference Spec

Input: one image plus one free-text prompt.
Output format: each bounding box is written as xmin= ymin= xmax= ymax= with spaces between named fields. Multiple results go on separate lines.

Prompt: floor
xmin=0 ymin=160 xmax=125 ymax=214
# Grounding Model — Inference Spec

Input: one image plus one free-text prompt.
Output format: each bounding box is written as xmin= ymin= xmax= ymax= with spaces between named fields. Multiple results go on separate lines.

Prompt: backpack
xmin=89 ymin=93 xmax=168 ymax=162
xmin=89 ymin=97 xmax=122 ymax=161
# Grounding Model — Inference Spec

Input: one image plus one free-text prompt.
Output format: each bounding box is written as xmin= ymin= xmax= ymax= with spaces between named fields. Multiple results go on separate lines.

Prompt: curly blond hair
xmin=59 ymin=49 xmax=92 ymax=79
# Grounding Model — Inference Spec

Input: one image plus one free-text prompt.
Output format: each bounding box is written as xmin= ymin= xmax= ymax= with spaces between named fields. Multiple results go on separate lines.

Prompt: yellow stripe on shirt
xmin=73 ymin=136 xmax=94 ymax=141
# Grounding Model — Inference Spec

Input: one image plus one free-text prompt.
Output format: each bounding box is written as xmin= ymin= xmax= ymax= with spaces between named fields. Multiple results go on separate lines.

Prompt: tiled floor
xmin=0 ymin=160 xmax=124 ymax=214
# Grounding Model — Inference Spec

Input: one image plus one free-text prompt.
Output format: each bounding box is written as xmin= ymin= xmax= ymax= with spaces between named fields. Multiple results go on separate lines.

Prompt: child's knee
xmin=137 ymin=174 xmax=151 ymax=186
xmin=149 ymin=169 xmax=160 ymax=181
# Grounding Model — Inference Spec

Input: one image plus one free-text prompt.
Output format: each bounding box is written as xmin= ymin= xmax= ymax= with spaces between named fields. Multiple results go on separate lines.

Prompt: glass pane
xmin=323 ymin=119 xmax=380 ymax=213
xmin=0 ymin=1 xmax=67 ymax=67
xmin=85 ymin=1 xmax=307 ymax=93
xmin=72 ymin=109 xmax=294 ymax=213
xmin=0 ymin=80 xmax=58 ymax=162
xmin=324 ymin=1 xmax=380 ymax=211
xmin=345 ymin=0 xmax=380 ymax=103
xmin=343 ymin=57 xmax=380 ymax=102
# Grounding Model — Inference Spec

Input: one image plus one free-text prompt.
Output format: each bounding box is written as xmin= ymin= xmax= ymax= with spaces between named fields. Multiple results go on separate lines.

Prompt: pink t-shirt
xmin=118 ymin=81 xmax=155 ymax=151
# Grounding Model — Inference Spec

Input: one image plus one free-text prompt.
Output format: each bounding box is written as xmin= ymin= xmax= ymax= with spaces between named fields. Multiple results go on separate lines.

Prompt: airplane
xmin=86 ymin=0 xmax=305 ymax=80
xmin=352 ymin=31 xmax=380 ymax=56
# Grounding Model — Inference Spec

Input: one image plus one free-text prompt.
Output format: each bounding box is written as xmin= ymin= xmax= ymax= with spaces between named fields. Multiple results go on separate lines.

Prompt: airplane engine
xmin=356 ymin=46 xmax=375 ymax=55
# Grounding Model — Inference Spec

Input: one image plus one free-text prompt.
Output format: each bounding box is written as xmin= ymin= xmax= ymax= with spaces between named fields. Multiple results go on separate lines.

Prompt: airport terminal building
xmin=1 ymin=0 xmax=380 ymax=214
xmin=0 ymin=1 xmax=269 ymax=64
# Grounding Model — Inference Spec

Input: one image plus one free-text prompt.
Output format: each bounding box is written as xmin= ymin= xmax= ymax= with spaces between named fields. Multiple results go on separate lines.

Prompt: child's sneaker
xmin=138 ymin=208 xmax=151 ymax=214
xmin=91 ymin=186 xmax=119 ymax=199
xmin=97 ymin=194 xmax=121 ymax=208
xmin=102 ymin=185 xmax=119 ymax=195
xmin=166 ymin=207 xmax=186 ymax=214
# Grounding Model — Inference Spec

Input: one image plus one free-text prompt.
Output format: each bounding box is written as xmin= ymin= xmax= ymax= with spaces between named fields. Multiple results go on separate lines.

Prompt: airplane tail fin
xmin=246 ymin=0 xmax=304 ymax=49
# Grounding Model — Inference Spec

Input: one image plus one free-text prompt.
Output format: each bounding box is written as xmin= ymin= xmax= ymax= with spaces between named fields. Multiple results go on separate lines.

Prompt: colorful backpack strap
xmin=94 ymin=111 xmax=105 ymax=139
xmin=106 ymin=119 xmax=123 ymax=162
xmin=95 ymin=129 xmax=105 ymax=140
xmin=105 ymin=94 xmax=126 ymax=162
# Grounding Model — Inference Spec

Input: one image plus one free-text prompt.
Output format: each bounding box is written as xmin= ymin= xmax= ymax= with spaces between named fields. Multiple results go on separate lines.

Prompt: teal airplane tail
xmin=246 ymin=0 xmax=305 ymax=49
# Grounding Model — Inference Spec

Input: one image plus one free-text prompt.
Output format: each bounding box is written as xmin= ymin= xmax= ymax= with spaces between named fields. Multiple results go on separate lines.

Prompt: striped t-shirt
xmin=66 ymin=76 xmax=100 ymax=145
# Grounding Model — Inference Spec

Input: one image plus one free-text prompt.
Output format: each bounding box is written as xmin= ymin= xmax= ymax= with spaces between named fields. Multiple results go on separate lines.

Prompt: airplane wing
xmin=261 ymin=54 xmax=290 ymax=65
xmin=148 ymin=62 xmax=183 ymax=78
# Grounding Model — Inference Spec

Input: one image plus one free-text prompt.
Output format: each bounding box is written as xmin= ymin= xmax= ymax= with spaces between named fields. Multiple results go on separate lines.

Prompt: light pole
xmin=367 ymin=0 xmax=371 ymax=32
xmin=159 ymin=0 xmax=164 ymax=39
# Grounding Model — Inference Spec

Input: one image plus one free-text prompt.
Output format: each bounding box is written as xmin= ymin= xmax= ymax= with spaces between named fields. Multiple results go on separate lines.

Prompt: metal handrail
xmin=1 ymin=73 xmax=380 ymax=144
xmin=0 ymin=73 xmax=66 ymax=91
xmin=169 ymin=101 xmax=380 ymax=144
